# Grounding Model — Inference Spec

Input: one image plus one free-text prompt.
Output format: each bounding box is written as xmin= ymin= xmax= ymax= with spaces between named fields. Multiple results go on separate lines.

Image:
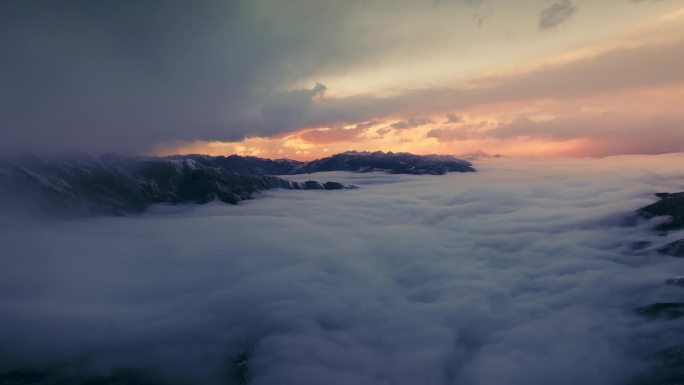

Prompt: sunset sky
xmin=2 ymin=0 xmax=684 ymax=159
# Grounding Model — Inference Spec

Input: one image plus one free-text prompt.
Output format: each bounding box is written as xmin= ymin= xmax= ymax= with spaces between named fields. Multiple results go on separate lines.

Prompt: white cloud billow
xmin=1 ymin=155 xmax=684 ymax=384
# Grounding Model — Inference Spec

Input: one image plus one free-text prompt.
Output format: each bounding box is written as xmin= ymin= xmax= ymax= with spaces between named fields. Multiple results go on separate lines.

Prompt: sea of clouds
xmin=2 ymin=155 xmax=684 ymax=385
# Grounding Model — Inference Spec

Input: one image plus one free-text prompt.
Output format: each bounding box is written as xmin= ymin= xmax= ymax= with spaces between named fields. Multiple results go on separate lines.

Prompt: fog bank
xmin=2 ymin=155 xmax=684 ymax=384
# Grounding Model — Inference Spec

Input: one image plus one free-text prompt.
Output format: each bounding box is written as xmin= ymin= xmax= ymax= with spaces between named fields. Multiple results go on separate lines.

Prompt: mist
xmin=2 ymin=155 xmax=684 ymax=384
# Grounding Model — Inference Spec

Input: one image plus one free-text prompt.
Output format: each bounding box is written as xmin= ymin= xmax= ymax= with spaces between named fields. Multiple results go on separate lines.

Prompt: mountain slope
xmin=638 ymin=192 xmax=684 ymax=257
xmin=638 ymin=192 xmax=684 ymax=231
xmin=158 ymin=151 xmax=475 ymax=175
xmin=0 ymin=151 xmax=475 ymax=217
xmin=293 ymin=151 xmax=475 ymax=175
xmin=164 ymin=154 xmax=305 ymax=176
xmin=0 ymin=153 xmax=351 ymax=217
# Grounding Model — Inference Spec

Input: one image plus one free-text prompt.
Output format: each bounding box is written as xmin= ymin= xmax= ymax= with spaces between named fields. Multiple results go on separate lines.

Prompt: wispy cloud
xmin=391 ymin=117 xmax=434 ymax=130
xmin=539 ymin=0 xmax=578 ymax=30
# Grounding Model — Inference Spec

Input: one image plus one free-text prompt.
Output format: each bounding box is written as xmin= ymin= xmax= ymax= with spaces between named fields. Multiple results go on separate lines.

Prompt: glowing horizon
xmin=151 ymin=4 xmax=684 ymax=160
xmin=2 ymin=1 xmax=684 ymax=158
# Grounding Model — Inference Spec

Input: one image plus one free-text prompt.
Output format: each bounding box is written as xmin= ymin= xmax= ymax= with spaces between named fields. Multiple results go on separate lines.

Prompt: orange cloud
xmin=154 ymin=80 xmax=684 ymax=160
xmin=154 ymin=8 xmax=684 ymax=161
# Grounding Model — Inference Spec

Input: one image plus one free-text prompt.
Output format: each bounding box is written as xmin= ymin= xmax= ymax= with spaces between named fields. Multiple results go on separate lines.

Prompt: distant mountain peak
xmin=0 ymin=151 xmax=475 ymax=217
xmin=296 ymin=151 xmax=475 ymax=175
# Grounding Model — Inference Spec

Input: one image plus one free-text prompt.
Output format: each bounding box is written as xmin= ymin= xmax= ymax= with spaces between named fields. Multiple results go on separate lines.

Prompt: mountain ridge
xmin=638 ymin=192 xmax=684 ymax=257
xmin=158 ymin=150 xmax=475 ymax=175
xmin=0 ymin=151 xmax=474 ymax=217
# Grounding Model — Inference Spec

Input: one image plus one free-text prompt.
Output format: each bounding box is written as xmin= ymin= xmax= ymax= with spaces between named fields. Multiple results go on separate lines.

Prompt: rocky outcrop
xmin=0 ymin=151 xmax=476 ymax=217
xmin=636 ymin=303 xmax=684 ymax=320
xmin=630 ymin=192 xmax=684 ymax=384
xmin=629 ymin=347 xmax=684 ymax=385
xmin=658 ymin=240 xmax=684 ymax=258
xmin=638 ymin=192 xmax=684 ymax=231
xmin=636 ymin=192 xmax=684 ymax=257
xmin=0 ymin=153 xmax=355 ymax=217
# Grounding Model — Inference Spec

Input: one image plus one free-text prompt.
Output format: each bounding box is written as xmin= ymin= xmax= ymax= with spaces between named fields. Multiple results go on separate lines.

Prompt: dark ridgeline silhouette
xmin=0 ymin=151 xmax=474 ymax=217
xmin=629 ymin=190 xmax=684 ymax=385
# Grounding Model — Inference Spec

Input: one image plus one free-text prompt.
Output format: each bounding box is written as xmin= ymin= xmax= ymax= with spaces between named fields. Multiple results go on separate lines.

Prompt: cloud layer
xmin=2 ymin=155 xmax=684 ymax=384
xmin=0 ymin=1 xmax=379 ymax=153
xmin=539 ymin=0 xmax=577 ymax=30
xmin=2 ymin=0 xmax=684 ymax=156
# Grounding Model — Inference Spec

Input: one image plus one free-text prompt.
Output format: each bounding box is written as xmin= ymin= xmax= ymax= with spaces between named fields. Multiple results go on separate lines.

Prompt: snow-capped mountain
xmin=294 ymin=151 xmax=475 ymax=175
xmin=0 ymin=153 xmax=351 ymax=217
xmin=159 ymin=151 xmax=475 ymax=175
xmin=0 ymin=151 xmax=474 ymax=217
xmin=163 ymin=154 xmax=307 ymax=176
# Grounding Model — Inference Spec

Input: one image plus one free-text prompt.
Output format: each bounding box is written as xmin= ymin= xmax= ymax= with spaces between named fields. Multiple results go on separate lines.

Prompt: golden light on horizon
xmin=145 ymin=4 xmax=684 ymax=161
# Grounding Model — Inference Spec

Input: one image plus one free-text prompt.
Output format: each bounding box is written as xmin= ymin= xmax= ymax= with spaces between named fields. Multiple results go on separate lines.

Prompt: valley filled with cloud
xmin=2 ymin=155 xmax=684 ymax=384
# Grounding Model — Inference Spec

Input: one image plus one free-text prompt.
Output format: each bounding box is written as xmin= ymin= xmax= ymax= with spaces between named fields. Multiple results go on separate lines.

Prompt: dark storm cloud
xmin=0 ymin=0 xmax=377 ymax=153
xmin=2 ymin=0 xmax=683 ymax=155
xmin=539 ymin=0 xmax=577 ymax=30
